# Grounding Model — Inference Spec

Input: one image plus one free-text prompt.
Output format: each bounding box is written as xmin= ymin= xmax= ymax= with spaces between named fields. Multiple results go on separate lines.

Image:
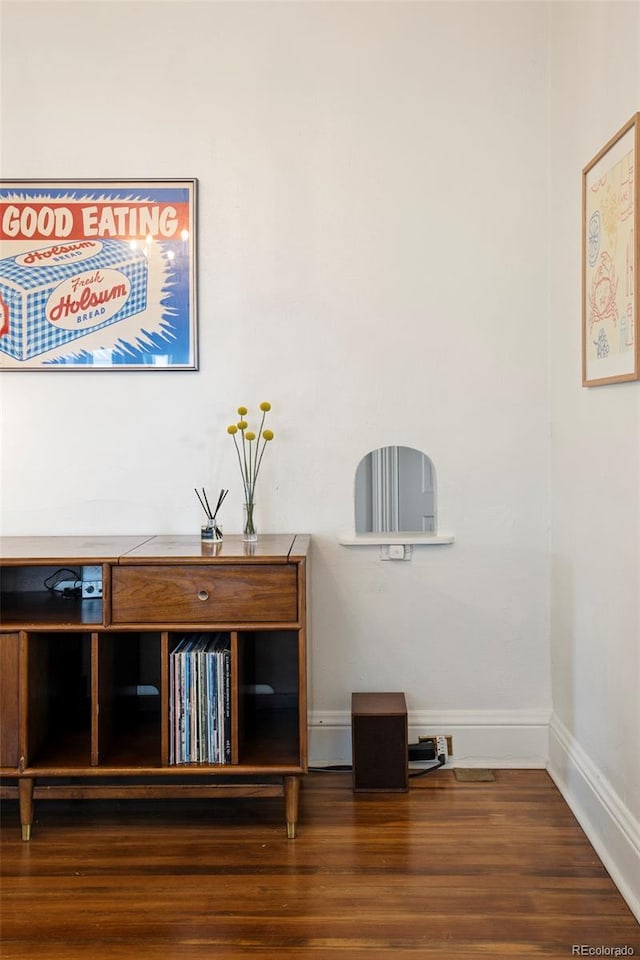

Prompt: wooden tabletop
xmin=0 ymin=535 xmax=149 ymax=564
xmin=120 ymin=534 xmax=309 ymax=563
xmin=0 ymin=534 xmax=310 ymax=564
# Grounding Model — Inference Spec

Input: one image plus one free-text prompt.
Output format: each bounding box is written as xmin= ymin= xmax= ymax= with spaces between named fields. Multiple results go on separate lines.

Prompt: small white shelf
xmin=338 ymin=532 xmax=455 ymax=546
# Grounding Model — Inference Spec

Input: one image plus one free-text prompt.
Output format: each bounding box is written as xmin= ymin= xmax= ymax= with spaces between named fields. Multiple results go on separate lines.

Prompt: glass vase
xmin=243 ymin=501 xmax=257 ymax=542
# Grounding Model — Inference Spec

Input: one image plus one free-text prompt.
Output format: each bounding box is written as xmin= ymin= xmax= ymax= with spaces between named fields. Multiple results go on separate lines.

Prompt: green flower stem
xmin=252 ymin=409 xmax=267 ymax=486
xmin=241 ymin=428 xmax=249 ymax=490
xmin=244 ymin=499 xmax=256 ymax=537
xmin=232 ymin=432 xmax=251 ymax=503
xmin=253 ymin=436 xmax=268 ymax=485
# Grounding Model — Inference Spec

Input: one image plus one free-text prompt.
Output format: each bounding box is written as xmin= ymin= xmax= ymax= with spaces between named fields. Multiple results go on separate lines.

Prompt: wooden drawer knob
xmin=197 ymin=589 xmax=209 ymax=601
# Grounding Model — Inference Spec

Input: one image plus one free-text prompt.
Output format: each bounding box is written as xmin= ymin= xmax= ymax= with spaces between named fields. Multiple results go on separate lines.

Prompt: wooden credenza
xmin=0 ymin=534 xmax=309 ymax=839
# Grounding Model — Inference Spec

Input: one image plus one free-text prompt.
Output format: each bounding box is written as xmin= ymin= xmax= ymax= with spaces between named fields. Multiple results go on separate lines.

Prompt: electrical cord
xmin=44 ymin=568 xmax=82 ymax=598
xmin=309 ymin=765 xmax=352 ymax=773
xmin=308 ymin=755 xmax=447 ymax=778
xmin=409 ymin=754 xmax=447 ymax=778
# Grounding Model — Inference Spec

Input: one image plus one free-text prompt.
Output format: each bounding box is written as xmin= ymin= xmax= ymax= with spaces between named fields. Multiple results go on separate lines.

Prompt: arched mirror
xmin=355 ymin=446 xmax=436 ymax=534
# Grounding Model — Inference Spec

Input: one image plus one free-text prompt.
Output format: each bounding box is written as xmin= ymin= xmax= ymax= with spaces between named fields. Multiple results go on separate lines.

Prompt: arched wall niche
xmin=340 ymin=445 xmax=454 ymax=553
xmin=354 ymin=445 xmax=436 ymax=534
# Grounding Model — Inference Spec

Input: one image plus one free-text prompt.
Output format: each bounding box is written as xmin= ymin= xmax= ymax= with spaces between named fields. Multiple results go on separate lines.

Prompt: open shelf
xmin=237 ymin=630 xmax=300 ymax=765
xmin=97 ymin=632 xmax=162 ymax=766
xmin=26 ymin=632 xmax=92 ymax=767
xmin=0 ymin=565 xmax=104 ymax=627
xmin=238 ymin=710 xmax=301 ymax=767
xmin=99 ymin=716 xmax=162 ymax=768
xmin=0 ymin=591 xmax=103 ymax=627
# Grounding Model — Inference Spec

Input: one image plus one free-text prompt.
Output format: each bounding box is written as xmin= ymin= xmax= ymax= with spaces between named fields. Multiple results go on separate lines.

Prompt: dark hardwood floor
xmin=1 ymin=769 xmax=638 ymax=958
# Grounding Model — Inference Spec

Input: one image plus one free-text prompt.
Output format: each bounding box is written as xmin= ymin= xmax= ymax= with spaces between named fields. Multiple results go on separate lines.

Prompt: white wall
xmin=548 ymin=1 xmax=640 ymax=919
xmin=0 ymin=0 xmax=552 ymax=766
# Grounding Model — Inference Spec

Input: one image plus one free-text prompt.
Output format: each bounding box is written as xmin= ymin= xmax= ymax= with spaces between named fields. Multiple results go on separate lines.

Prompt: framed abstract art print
xmin=582 ymin=116 xmax=639 ymax=386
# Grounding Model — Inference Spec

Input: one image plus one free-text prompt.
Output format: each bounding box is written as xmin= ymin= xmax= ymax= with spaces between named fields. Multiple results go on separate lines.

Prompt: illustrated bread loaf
xmin=0 ymin=238 xmax=148 ymax=360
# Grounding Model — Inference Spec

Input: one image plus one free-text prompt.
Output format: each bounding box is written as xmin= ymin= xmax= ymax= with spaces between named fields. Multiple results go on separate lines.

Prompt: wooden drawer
xmin=111 ymin=564 xmax=298 ymax=624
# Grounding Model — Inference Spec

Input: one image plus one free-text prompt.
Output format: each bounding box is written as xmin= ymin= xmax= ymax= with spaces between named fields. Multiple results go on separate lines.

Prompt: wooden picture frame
xmin=0 ymin=179 xmax=197 ymax=370
xmin=582 ymin=114 xmax=639 ymax=386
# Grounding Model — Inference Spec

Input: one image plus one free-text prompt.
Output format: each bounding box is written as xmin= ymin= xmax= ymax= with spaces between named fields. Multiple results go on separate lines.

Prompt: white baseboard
xmin=547 ymin=712 xmax=640 ymax=923
xmin=309 ymin=708 xmax=551 ymax=769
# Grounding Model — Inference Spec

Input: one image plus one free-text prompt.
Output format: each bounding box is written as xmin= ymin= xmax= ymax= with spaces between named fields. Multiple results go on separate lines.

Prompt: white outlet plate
xmin=380 ymin=544 xmax=413 ymax=561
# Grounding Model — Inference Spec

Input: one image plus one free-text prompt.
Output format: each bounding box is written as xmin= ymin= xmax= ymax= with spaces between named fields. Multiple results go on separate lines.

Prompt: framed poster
xmin=0 ymin=179 xmax=197 ymax=370
xmin=583 ymin=115 xmax=639 ymax=386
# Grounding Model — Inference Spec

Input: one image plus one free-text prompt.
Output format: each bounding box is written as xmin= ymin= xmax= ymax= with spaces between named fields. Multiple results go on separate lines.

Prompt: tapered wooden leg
xmin=284 ymin=775 xmax=300 ymax=839
xmin=18 ymin=778 xmax=34 ymax=841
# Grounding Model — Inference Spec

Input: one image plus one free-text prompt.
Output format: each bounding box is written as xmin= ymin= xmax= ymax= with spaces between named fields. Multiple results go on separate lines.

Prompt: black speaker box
xmin=351 ymin=692 xmax=408 ymax=792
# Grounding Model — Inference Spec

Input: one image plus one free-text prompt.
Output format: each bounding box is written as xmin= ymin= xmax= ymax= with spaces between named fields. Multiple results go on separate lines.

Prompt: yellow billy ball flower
xmin=262 ymin=429 xmax=274 ymax=441
xmin=260 ymin=402 xmax=271 ymax=412
xmin=245 ymin=431 xmax=256 ymax=441
xmin=227 ymin=424 xmax=238 ymax=434
xmin=237 ymin=420 xmax=248 ymax=430
xmin=237 ymin=406 xmax=248 ymax=416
